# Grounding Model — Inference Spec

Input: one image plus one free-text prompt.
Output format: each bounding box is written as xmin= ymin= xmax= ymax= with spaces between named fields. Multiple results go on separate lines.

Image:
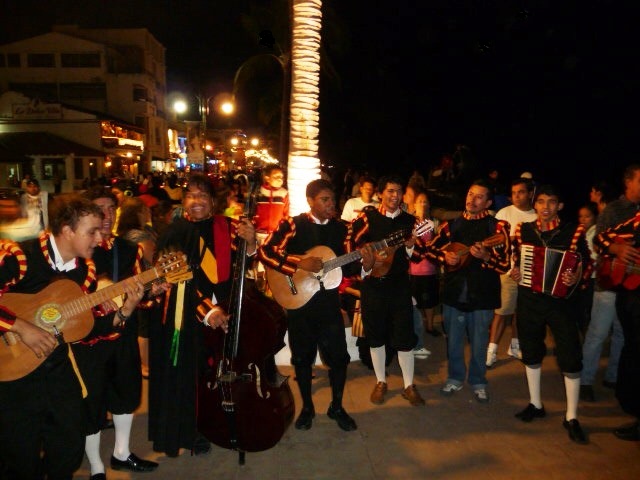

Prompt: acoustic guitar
xmin=444 ymin=233 xmax=505 ymax=272
xmin=266 ymin=220 xmax=433 ymax=310
xmin=0 ymin=251 xmax=191 ymax=381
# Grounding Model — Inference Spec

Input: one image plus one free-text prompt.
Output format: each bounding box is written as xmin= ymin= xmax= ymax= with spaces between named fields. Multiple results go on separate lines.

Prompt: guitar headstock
xmin=413 ymin=219 xmax=435 ymax=238
xmin=156 ymin=251 xmax=193 ymax=283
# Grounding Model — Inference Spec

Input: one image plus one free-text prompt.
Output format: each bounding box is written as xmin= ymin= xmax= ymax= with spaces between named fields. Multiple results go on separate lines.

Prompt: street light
xmin=232 ymin=35 xmax=289 ymax=166
xmin=172 ymin=94 xmax=234 ymax=171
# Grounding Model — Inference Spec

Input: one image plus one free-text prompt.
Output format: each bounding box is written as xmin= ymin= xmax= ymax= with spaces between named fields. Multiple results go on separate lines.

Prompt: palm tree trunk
xmin=287 ymin=0 xmax=322 ymax=214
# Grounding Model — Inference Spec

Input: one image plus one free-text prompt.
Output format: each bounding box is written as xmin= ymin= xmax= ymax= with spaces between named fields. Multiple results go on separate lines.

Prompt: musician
xmin=581 ymin=165 xmax=640 ymax=403
xmin=0 ymin=195 xmax=133 ymax=479
xmin=593 ymin=207 xmax=640 ymax=441
xmin=149 ymin=173 xmax=257 ymax=457
xmin=260 ymin=179 xmax=370 ymax=431
xmin=486 ymin=177 xmax=537 ymax=368
xmin=72 ymin=187 xmax=164 ymax=478
xmin=345 ymin=174 xmax=427 ymax=407
xmin=510 ymin=184 xmax=593 ymax=444
xmin=424 ymin=179 xmax=510 ymax=404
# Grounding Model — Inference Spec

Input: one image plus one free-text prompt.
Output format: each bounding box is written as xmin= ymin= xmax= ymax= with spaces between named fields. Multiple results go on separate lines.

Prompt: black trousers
xmin=0 ymin=348 xmax=87 ymax=480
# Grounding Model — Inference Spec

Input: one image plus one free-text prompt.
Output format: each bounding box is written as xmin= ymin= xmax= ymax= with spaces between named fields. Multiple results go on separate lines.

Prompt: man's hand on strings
xmin=11 ymin=318 xmax=57 ymax=359
xmin=298 ymin=256 xmax=323 ymax=273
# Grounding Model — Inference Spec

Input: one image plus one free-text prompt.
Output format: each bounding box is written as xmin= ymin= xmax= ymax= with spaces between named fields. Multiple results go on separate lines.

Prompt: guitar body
xmin=0 ymin=279 xmax=93 ymax=381
xmin=597 ymin=255 xmax=640 ymax=290
xmin=444 ymin=234 xmax=505 ymax=272
xmin=0 ymin=251 xmax=190 ymax=382
xmin=370 ymin=245 xmax=400 ymax=278
xmin=265 ymin=245 xmax=342 ymax=310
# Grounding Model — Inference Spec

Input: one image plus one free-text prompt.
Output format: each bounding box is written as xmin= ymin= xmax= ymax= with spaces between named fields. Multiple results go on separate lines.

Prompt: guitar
xmin=266 ymin=220 xmax=433 ymax=310
xmin=596 ymin=255 xmax=640 ymax=291
xmin=0 ymin=251 xmax=191 ymax=381
xmin=444 ymin=233 xmax=506 ymax=272
xmin=370 ymin=220 xmax=435 ymax=278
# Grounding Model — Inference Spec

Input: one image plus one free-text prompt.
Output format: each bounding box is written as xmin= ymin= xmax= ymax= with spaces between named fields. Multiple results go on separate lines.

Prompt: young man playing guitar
xmin=594 ymin=200 xmax=640 ymax=442
xmin=425 ymin=179 xmax=510 ymax=404
xmin=260 ymin=179 xmax=374 ymax=431
xmin=0 ymin=195 xmax=143 ymax=480
xmin=345 ymin=174 xmax=430 ymax=407
xmin=73 ymin=186 xmax=170 ymax=479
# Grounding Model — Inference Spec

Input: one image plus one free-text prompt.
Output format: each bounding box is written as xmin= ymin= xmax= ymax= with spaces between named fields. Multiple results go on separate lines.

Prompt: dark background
xmin=0 ymin=0 xmax=635 ymax=215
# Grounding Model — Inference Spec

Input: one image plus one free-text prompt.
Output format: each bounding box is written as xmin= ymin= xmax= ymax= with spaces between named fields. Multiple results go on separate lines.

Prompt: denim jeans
xmin=442 ymin=305 xmax=493 ymax=389
xmin=581 ymin=290 xmax=624 ymax=385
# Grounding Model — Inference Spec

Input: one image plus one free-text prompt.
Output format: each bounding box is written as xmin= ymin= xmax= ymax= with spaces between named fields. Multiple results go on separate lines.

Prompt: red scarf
xmin=213 ymin=215 xmax=231 ymax=282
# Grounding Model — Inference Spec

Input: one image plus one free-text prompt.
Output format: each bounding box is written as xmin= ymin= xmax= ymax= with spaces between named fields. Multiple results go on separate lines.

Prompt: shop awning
xmin=0 ymin=132 xmax=105 ymax=160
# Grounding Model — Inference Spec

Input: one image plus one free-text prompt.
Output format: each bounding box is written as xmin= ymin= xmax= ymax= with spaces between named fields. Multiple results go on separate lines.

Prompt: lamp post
xmin=173 ymin=95 xmax=234 ymax=172
xmin=232 ymin=43 xmax=290 ymax=166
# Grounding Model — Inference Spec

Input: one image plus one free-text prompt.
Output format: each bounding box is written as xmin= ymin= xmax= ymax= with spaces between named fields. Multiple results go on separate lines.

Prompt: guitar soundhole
xmin=35 ymin=303 xmax=65 ymax=332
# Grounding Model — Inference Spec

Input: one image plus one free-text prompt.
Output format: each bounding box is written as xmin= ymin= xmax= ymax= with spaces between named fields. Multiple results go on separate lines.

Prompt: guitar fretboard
xmin=59 ymin=268 xmax=160 ymax=318
xmin=321 ymin=238 xmax=390 ymax=274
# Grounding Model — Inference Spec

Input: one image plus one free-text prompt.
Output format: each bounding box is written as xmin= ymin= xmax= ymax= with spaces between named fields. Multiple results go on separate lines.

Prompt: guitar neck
xmin=322 ymin=238 xmax=390 ymax=274
xmin=65 ymin=268 xmax=160 ymax=316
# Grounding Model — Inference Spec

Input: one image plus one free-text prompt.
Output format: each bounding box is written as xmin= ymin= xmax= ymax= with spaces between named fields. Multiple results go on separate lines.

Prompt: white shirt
xmin=341 ymin=197 xmax=379 ymax=222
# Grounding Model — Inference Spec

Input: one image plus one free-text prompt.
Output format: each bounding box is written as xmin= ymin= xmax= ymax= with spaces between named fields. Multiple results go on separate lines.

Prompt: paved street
xmin=77 ymin=327 xmax=638 ymax=480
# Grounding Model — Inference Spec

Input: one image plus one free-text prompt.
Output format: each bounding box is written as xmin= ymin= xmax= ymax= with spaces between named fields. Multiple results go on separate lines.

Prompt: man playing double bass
xmin=149 ymin=173 xmax=258 ymax=457
xmin=260 ymin=179 xmax=374 ymax=431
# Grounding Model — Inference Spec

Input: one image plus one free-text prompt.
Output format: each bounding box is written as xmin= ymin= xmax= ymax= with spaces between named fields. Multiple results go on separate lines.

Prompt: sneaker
xmin=486 ymin=350 xmax=497 ymax=368
xmin=402 ymin=384 xmax=426 ymax=406
xmin=413 ymin=347 xmax=431 ymax=359
xmin=507 ymin=344 xmax=522 ymax=359
xmin=440 ymin=383 xmax=463 ymax=396
xmin=474 ymin=388 xmax=489 ymax=403
xmin=370 ymin=381 xmax=388 ymax=405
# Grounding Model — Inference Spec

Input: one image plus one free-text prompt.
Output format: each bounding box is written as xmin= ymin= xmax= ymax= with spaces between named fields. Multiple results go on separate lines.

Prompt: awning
xmin=0 ymin=132 xmax=105 ymax=160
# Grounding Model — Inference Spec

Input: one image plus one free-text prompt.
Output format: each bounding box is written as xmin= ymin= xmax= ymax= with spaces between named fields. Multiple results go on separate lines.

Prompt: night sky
xmin=0 ymin=0 xmax=635 ymax=214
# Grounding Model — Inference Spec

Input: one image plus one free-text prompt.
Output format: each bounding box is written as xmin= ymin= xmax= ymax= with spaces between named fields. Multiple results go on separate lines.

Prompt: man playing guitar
xmin=0 ymin=195 xmax=144 ymax=479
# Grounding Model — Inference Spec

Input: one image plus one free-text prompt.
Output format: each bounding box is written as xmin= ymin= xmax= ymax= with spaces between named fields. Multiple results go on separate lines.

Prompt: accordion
xmin=519 ymin=244 xmax=581 ymax=298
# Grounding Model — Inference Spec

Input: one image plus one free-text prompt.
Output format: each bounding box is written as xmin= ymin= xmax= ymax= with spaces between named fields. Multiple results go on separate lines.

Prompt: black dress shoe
xmin=602 ymin=379 xmax=617 ymax=389
xmin=101 ymin=419 xmax=114 ymax=430
xmin=110 ymin=453 xmax=158 ymax=472
xmin=515 ymin=403 xmax=546 ymax=422
xmin=327 ymin=405 xmax=357 ymax=431
xmin=427 ymin=328 xmax=442 ymax=337
xmin=563 ymin=418 xmax=588 ymax=444
xmin=294 ymin=407 xmax=315 ymax=430
xmin=613 ymin=421 xmax=640 ymax=441
xmin=90 ymin=474 xmax=106 ymax=480
xmin=580 ymin=385 xmax=595 ymax=402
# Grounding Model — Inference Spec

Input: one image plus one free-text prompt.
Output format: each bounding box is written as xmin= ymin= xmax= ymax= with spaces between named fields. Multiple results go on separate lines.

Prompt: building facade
xmin=0 ymin=25 xmax=168 ymax=186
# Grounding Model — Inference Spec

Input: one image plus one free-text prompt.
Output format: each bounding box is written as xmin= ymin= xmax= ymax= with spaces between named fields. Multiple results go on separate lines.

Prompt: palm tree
xmin=287 ymin=0 xmax=323 ymax=214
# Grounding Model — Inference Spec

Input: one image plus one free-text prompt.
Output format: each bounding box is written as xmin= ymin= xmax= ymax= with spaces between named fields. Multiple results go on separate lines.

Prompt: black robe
xmin=148 ymin=215 xmax=234 ymax=456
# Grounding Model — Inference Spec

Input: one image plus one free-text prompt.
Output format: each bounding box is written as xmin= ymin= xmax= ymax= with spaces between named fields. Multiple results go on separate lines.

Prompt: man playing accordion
xmin=510 ymin=184 xmax=593 ymax=444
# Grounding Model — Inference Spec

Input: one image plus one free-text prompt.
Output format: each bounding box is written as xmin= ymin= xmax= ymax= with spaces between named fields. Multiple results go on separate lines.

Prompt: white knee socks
xmin=397 ymin=350 xmax=415 ymax=389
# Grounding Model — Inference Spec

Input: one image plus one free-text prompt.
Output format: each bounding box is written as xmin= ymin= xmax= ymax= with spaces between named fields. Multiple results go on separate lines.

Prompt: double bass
xmin=197 ymin=181 xmax=294 ymax=465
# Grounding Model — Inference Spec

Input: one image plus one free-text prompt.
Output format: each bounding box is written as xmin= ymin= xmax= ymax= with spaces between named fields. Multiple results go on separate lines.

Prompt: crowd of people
xmin=1 ymin=160 xmax=640 ymax=478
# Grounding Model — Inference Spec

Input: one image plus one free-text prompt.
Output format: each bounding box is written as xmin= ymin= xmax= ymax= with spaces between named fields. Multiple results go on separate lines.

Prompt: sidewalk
xmin=77 ymin=329 xmax=638 ymax=480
